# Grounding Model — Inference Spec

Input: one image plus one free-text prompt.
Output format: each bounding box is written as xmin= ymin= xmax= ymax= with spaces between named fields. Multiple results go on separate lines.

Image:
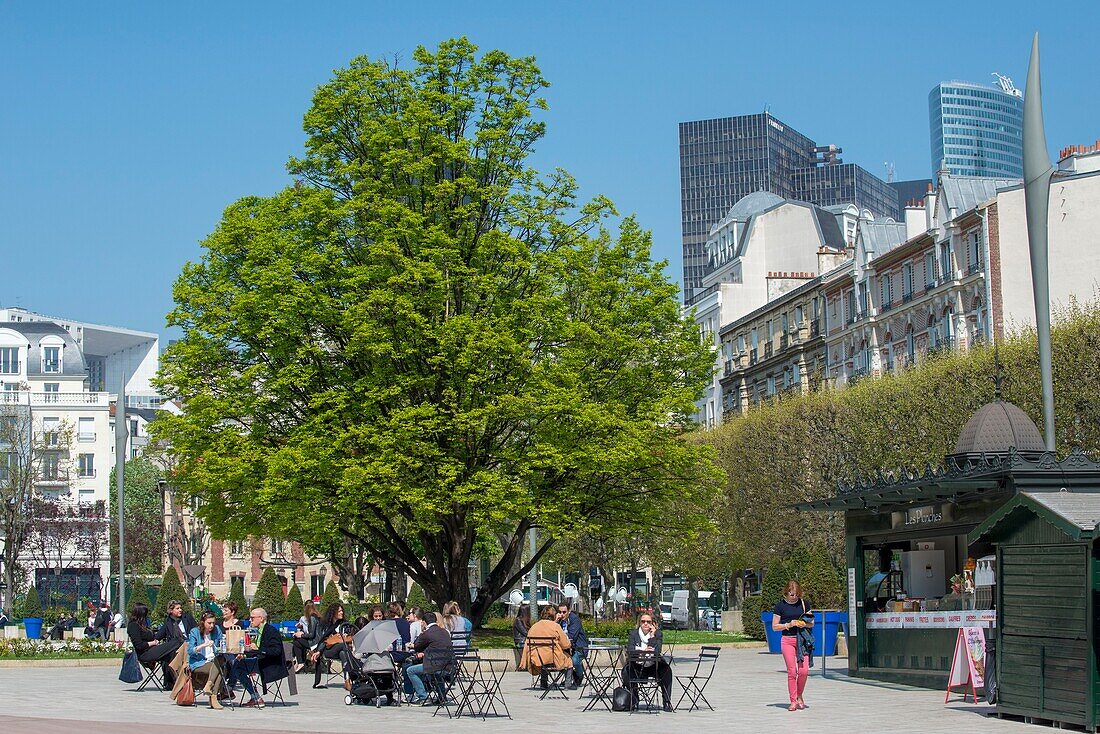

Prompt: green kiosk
xmin=798 ymin=398 xmax=1100 ymax=702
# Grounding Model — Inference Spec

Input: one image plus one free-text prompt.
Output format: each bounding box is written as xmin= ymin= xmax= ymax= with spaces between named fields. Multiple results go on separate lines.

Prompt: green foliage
xmin=42 ymin=606 xmax=73 ymax=624
xmin=319 ymin=580 xmax=343 ymax=616
xmin=587 ymin=619 xmax=636 ymax=640
xmin=227 ymin=577 xmax=247 ymax=613
xmin=109 ymin=457 xmax=167 ymax=575
xmin=284 ymin=583 xmax=304 ymax=621
xmin=761 ymin=557 xmax=792 ymax=610
xmin=128 ymin=579 xmax=151 ymax=614
xmin=154 ymin=37 xmax=718 ymax=623
xmin=700 ymin=303 xmax=1100 ymax=584
xmin=251 ymin=568 xmax=286 ymax=622
xmin=484 ymin=601 xmax=507 ymax=619
xmin=404 ymin=583 xmax=434 ymax=613
xmin=741 ymin=595 xmax=765 ymax=640
xmin=799 ymin=546 xmax=845 ymax=609
xmin=22 ymin=586 xmax=42 ymax=618
xmin=154 ymin=566 xmax=189 ymax=623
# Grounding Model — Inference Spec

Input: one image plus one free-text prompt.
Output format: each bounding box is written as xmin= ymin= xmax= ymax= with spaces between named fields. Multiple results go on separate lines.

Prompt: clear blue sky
xmin=1 ymin=1 xmax=1093 ymax=339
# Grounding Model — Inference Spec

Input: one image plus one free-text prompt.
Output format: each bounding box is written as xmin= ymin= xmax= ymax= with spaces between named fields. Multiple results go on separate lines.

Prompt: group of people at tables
xmin=514 ymin=603 xmax=674 ymax=711
xmin=128 ymin=596 xmax=674 ymax=712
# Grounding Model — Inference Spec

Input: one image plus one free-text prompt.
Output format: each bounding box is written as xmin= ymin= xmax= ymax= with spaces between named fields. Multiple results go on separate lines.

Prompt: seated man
xmin=401 ymin=612 xmax=452 ymax=704
xmin=241 ymin=607 xmax=287 ymax=705
xmin=621 ymin=612 xmax=673 ymax=711
xmin=557 ymin=602 xmax=589 ymax=688
xmin=90 ymin=602 xmax=112 ymax=640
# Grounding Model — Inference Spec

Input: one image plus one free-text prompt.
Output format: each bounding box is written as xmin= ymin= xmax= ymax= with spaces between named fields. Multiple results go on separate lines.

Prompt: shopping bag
xmin=225 ymin=625 xmax=247 ymax=652
xmin=119 ymin=650 xmax=143 ymax=684
xmin=176 ymin=675 xmax=195 ymax=706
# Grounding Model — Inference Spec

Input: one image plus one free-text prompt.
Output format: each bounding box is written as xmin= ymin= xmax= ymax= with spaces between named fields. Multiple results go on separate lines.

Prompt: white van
xmin=670 ymin=590 xmax=714 ymax=630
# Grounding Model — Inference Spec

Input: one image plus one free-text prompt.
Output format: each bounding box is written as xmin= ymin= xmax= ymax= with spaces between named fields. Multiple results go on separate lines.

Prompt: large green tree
xmin=155 ymin=38 xmax=716 ymax=624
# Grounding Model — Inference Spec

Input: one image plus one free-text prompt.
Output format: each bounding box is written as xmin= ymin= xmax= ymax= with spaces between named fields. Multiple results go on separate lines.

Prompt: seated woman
xmin=519 ymin=605 xmax=572 ymax=687
xmin=292 ymin=600 xmax=320 ymax=673
xmin=188 ymin=611 xmax=264 ymax=709
xmin=220 ymin=601 xmax=242 ymax=631
xmin=128 ymin=602 xmax=180 ymax=686
xmin=308 ymin=602 xmax=350 ymax=689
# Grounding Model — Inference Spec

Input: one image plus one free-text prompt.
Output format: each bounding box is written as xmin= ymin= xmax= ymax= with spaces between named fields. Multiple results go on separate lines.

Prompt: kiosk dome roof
xmin=954 ymin=400 xmax=1045 ymax=455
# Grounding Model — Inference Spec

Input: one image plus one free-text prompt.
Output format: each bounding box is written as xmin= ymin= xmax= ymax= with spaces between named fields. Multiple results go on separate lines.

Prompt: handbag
xmin=176 ymin=675 xmax=196 ymax=706
xmin=324 ymin=632 xmax=344 ymax=648
xmin=612 ymin=686 xmax=632 ymax=712
xmin=118 ymin=650 xmax=143 ymax=684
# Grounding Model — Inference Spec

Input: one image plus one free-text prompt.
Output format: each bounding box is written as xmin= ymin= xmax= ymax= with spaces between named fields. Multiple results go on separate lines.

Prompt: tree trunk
xmin=687 ymin=576 xmax=699 ymax=631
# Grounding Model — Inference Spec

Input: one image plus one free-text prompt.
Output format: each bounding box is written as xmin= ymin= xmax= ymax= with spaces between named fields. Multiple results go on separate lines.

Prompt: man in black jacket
xmin=622 ymin=612 xmax=673 ymax=711
xmin=402 ymin=612 xmax=452 ymax=704
xmin=248 ymin=608 xmax=288 ymax=690
xmin=157 ymin=600 xmax=196 ymax=646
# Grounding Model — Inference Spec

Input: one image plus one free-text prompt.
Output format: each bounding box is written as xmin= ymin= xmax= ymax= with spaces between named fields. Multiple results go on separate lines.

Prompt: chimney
xmin=924 ymin=183 xmax=937 ymax=232
xmin=905 ymin=199 xmax=926 ymax=240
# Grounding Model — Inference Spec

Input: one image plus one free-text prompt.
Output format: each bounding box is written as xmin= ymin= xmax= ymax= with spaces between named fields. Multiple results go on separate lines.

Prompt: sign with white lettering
xmin=848 ymin=568 xmax=857 ymax=637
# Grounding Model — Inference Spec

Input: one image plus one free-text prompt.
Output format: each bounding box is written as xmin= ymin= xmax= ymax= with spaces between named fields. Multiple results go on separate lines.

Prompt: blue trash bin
xmin=760 ymin=611 xmax=783 ymax=653
xmin=23 ymin=617 xmax=44 ymax=639
xmin=810 ymin=610 xmax=847 ymax=656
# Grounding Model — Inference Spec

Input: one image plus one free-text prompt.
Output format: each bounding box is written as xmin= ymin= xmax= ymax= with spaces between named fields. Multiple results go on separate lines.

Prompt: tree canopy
xmin=155 ymin=38 xmax=716 ymax=622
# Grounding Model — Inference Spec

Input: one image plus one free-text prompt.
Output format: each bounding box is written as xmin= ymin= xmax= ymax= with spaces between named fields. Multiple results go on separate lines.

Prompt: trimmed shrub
xmin=284 ymin=583 xmax=304 ymax=622
xmin=799 ymin=546 xmax=845 ymax=609
xmin=227 ymin=577 xmax=247 ymax=612
xmin=319 ymin=580 xmax=343 ymax=617
xmin=23 ymin=586 xmax=42 ymax=618
xmin=742 ymin=595 xmax=764 ymax=640
xmin=251 ymin=568 xmax=286 ymax=622
xmin=154 ymin=567 xmax=190 ymax=623
xmin=405 ymin=583 xmax=434 ymax=612
xmin=128 ymin=579 xmax=151 ymax=614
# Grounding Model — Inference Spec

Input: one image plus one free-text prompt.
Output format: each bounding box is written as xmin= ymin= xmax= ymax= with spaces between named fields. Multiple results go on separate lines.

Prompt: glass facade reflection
xmin=680 ymin=113 xmax=899 ymax=304
xmin=929 ymin=80 xmax=1023 ymax=178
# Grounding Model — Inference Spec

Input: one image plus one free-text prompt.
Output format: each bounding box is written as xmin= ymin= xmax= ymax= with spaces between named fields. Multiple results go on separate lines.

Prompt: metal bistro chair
xmin=674 ymin=645 xmax=720 ymax=711
xmin=426 ymin=648 xmax=463 ymax=717
xmin=136 ymin=659 xmax=164 ymax=692
xmin=256 ymin=641 xmax=296 ymax=706
xmin=525 ymin=636 xmax=572 ymax=700
xmin=624 ymin=649 xmax=663 ymax=713
xmin=321 ymin=623 xmax=355 ymax=688
xmin=450 ymin=629 xmax=472 ymax=656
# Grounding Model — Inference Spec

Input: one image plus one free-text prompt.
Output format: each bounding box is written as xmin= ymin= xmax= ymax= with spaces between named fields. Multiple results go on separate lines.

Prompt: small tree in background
xmin=319 ymin=579 xmax=342 ymax=617
xmin=227 ymin=577 xmax=247 ymax=613
xmin=405 ymin=583 xmax=435 ymax=612
xmin=284 ymin=583 xmax=304 ymax=622
xmin=128 ymin=578 xmax=151 ymax=614
xmin=22 ymin=585 xmax=42 ymax=619
xmin=251 ymin=568 xmax=286 ymax=622
xmin=155 ymin=566 xmax=189 ymax=623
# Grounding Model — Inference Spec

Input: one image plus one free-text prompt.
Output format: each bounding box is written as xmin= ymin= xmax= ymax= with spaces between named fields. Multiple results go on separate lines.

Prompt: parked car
xmin=670 ymin=590 xmax=714 ymax=629
xmin=659 ymin=601 xmax=672 ymax=625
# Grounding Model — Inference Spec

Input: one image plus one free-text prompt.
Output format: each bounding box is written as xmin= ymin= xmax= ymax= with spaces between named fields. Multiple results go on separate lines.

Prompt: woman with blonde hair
xmin=442 ymin=600 xmax=471 ymax=633
xmin=771 ymin=580 xmax=814 ymax=711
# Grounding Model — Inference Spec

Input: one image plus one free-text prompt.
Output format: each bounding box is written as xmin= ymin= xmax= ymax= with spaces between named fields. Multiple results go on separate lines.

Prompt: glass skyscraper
xmin=929 ymin=79 xmax=1023 ymax=178
xmin=679 ymin=113 xmax=899 ymax=304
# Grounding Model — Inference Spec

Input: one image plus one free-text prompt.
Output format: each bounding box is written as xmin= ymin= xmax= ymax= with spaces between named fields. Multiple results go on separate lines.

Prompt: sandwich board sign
xmin=945 ymin=627 xmax=985 ymax=703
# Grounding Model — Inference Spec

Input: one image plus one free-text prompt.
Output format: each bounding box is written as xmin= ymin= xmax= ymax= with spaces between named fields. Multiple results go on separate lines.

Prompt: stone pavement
xmin=0 ymin=648 xmax=1036 ymax=734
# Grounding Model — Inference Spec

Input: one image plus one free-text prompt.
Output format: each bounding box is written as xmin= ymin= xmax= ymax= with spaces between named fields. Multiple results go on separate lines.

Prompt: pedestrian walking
xmin=772 ymin=580 xmax=814 ymax=711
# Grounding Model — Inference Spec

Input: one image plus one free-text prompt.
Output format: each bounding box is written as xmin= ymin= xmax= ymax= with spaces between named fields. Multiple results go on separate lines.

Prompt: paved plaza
xmin=0 ymin=647 xmax=1036 ymax=734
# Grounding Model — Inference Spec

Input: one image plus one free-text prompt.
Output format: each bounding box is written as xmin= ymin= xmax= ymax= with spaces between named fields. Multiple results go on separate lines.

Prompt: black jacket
xmin=128 ymin=621 xmax=157 ymax=655
xmin=627 ymin=628 xmax=664 ymax=657
xmin=157 ymin=612 xmax=196 ymax=644
xmin=250 ymin=623 xmax=287 ymax=684
xmin=414 ymin=624 xmax=453 ymax=674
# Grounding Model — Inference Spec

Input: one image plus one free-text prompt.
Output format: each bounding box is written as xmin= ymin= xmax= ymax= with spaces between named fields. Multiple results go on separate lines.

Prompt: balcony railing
xmin=763 ymin=343 xmax=773 ymax=359
xmin=749 ymin=349 xmax=758 ymax=365
xmin=810 ymin=321 xmax=820 ymax=337
xmin=968 ymin=262 xmax=981 ymax=275
xmin=779 ymin=334 xmax=789 ymax=350
xmin=881 ymin=300 xmax=893 ymax=313
xmin=902 ymin=292 xmax=913 ymax=303
xmin=0 ymin=392 xmax=110 ymax=407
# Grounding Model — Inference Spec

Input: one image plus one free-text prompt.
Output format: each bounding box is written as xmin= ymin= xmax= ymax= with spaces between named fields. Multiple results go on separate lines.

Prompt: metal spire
xmin=1022 ymin=32 xmax=1056 ymax=452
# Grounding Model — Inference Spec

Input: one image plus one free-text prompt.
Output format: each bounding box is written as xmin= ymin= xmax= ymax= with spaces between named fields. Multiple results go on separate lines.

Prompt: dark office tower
xmin=679 ymin=113 xmax=899 ymax=304
xmin=929 ymin=78 xmax=1024 ymax=178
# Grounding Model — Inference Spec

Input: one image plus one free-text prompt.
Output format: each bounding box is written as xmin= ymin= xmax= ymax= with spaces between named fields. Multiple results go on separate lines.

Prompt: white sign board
xmin=847 ymin=568 xmax=857 ymax=637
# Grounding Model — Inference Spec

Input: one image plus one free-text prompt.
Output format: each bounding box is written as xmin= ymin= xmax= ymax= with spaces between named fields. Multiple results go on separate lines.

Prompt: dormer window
xmin=42 ymin=345 xmax=61 ymax=373
xmin=0 ymin=347 xmax=18 ymax=374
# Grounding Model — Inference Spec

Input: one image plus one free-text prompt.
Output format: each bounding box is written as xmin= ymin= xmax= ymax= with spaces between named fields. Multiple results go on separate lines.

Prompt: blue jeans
xmin=571 ymin=650 xmax=585 ymax=683
xmin=227 ymin=656 xmax=258 ymax=698
xmin=404 ymin=663 xmax=428 ymax=699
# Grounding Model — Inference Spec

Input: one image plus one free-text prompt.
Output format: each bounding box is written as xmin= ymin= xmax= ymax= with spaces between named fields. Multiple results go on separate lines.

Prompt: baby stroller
xmin=342 ymin=650 xmax=400 ymax=707
xmin=343 ymin=619 xmax=403 ymax=708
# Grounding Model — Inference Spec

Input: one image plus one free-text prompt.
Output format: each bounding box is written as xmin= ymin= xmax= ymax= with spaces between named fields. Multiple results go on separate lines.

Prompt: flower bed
xmin=0 ymin=638 xmax=127 ymax=659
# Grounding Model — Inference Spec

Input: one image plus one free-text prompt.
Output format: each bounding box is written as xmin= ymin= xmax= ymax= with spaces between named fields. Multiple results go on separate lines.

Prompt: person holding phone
xmin=772 ymin=580 xmax=814 ymax=711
